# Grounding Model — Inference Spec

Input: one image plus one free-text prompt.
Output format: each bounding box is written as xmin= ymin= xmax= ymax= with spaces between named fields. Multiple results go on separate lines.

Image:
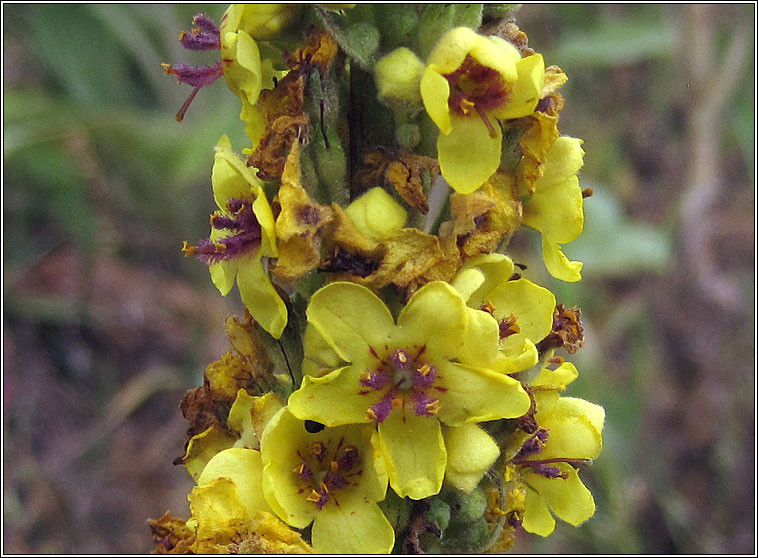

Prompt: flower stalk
xmin=150 ymin=4 xmax=603 ymax=554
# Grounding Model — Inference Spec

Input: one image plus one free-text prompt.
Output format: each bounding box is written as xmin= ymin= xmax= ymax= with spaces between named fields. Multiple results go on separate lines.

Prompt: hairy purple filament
xmin=514 ymin=428 xmax=549 ymax=460
xmin=362 ymin=348 xmax=441 ymax=423
xmin=298 ymin=439 xmax=363 ymax=511
xmin=163 ymin=13 xmax=223 ymax=120
xmin=180 ymin=13 xmax=221 ymax=50
xmin=187 ymin=198 xmax=263 ymax=264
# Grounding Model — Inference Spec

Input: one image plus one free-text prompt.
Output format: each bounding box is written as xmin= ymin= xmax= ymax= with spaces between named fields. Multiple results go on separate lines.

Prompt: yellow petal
xmin=493 ymin=335 xmax=539 ymax=374
xmin=302 ymin=323 xmax=344 ymax=378
xmin=288 ymin=366 xmax=377 ymax=427
xmin=492 ymin=53 xmax=545 ymax=120
xmin=377 ymin=412 xmax=446 ymax=499
xmin=454 ymin=253 xmax=515 ymax=307
xmin=183 ymin=426 xmax=237 ymax=482
xmin=525 ymin=464 xmax=596 ymax=526
xmin=212 ymin=135 xmax=263 ymax=211
xmin=470 ymin=35 xmax=520 ymax=80
xmin=522 ymin=485 xmax=556 ymax=536
xmin=312 ymin=502 xmax=395 ymax=554
xmin=209 ymin=258 xmax=238 ymax=296
xmin=235 ymin=252 xmax=288 ymax=339
xmin=487 ymin=277 xmax=556 ymax=343
xmin=536 ymin=397 xmax=604 ymax=461
xmin=419 ymin=67 xmax=452 ymax=134
xmin=228 ymin=388 xmax=258 ymax=447
xmin=197 ymin=447 xmax=272 ymax=519
xmin=188 ymin=477 xmax=249 ymax=541
xmin=345 ymin=187 xmax=408 ymax=241
xmin=438 ymin=115 xmax=502 ymax=194
xmin=536 ymin=136 xmax=585 ymax=188
xmin=436 ymin=362 xmax=531 ymax=426
xmin=530 ymin=361 xmax=579 ymax=390
xmin=395 ymin=281 xmax=468 ymax=361
xmin=443 ymin=424 xmax=499 ymax=493
xmin=523 ymin=175 xmax=584 ymax=244
xmin=306 ymin=282 xmax=395 ymax=363
xmin=541 ymin=236 xmax=583 ymax=282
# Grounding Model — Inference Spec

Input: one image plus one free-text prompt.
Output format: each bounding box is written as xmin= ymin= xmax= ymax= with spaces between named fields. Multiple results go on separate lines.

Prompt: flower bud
xmin=396 ymin=122 xmax=421 ymax=149
xmin=228 ymin=4 xmax=303 ymax=40
xmin=426 ymin=497 xmax=451 ymax=531
xmin=374 ymin=47 xmax=425 ymax=107
xmin=345 ymin=22 xmax=381 ymax=61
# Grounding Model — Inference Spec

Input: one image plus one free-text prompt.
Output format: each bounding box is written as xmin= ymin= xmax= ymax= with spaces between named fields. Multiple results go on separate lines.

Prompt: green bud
xmin=418 ymin=4 xmax=484 ymax=58
xmin=483 ymin=4 xmax=522 ymax=19
xmin=396 ymin=122 xmax=421 ymax=149
xmin=418 ymin=532 xmax=443 ymax=554
xmin=345 ymin=22 xmax=381 ymax=61
xmin=376 ymin=5 xmax=419 ymax=49
xmin=441 ymin=516 xmax=489 ymax=552
xmin=444 ymin=485 xmax=488 ymax=522
xmin=374 ymin=47 xmax=425 ymax=107
xmin=378 ymin=490 xmax=412 ymax=532
xmin=426 ymin=497 xmax=451 ymax=531
xmin=418 ymin=5 xmax=456 ymax=58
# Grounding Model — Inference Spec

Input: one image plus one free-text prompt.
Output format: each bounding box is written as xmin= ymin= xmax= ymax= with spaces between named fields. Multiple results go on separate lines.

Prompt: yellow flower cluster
xmin=153 ymin=4 xmax=603 ymax=554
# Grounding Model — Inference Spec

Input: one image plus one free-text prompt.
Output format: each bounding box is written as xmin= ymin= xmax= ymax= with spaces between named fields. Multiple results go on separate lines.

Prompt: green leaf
xmin=563 ymin=185 xmax=672 ymax=275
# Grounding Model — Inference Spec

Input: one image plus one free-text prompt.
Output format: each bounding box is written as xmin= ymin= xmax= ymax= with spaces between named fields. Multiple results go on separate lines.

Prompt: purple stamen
xmin=295 ymin=462 xmax=313 ymax=481
xmin=529 ymin=463 xmax=568 ymax=479
xmin=360 ymin=369 xmax=390 ymax=390
xmin=412 ymin=392 xmax=440 ymax=417
xmin=514 ymin=428 xmax=549 ymax=460
xmin=193 ymin=13 xmax=219 ymax=34
xmin=412 ymin=363 xmax=437 ymax=388
xmin=179 ymin=13 xmax=221 ymax=50
xmin=191 ymin=230 xmax=261 ymax=264
xmin=180 ymin=29 xmax=221 ymax=51
xmin=390 ymin=349 xmax=412 ymax=371
xmin=306 ymin=486 xmax=330 ymax=510
xmin=336 ymin=445 xmax=359 ymax=471
xmin=211 ymin=214 xmax=241 ymax=230
xmin=324 ymin=470 xmax=348 ymax=491
xmin=163 ymin=61 xmax=224 ymax=88
xmin=186 ymin=197 xmax=263 ymax=264
xmin=367 ymin=392 xmax=394 ymax=423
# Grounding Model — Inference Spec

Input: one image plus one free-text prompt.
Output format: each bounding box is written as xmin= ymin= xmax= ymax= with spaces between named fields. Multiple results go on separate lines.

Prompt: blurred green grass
xmin=3 ymin=4 xmax=754 ymax=554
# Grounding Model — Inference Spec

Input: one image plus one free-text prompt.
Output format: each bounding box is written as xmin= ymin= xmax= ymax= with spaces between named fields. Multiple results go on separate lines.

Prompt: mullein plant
xmin=150 ymin=4 xmax=603 ymax=554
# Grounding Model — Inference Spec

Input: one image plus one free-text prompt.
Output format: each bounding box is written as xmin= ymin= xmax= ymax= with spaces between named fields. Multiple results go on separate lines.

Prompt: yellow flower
xmin=220 ymin=5 xmax=291 ymax=145
xmin=260 ymin=407 xmax=395 ymax=554
xmin=225 ymin=4 xmax=303 ymax=40
xmin=521 ymin=136 xmax=586 ymax=282
xmin=181 ymin=389 xmax=284 ymax=481
xmin=514 ymin=392 xmax=604 ymax=536
xmin=183 ymin=136 xmax=287 ymax=338
xmin=288 ymin=281 xmax=531 ymax=500
xmin=187 ymin=447 xmax=313 ymax=553
xmin=452 ymin=253 xmax=556 ymax=374
xmin=420 ymin=27 xmax=545 ymax=194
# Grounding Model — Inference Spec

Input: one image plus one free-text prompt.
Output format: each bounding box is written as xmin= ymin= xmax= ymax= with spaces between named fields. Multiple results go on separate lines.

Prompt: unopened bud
xmin=374 ymin=47 xmax=425 ymax=107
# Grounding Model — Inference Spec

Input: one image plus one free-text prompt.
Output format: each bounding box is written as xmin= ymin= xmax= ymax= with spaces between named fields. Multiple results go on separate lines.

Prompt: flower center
xmin=444 ymin=54 xmax=510 ymax=134
xmin=510 ymin=429 xmax=590 ymax=479
xmin=293 ymin=437 xmax=363 ymax=510
xmin=182 ymin=197 xmax=263 ymax=264
xmin=359 ymin=348 xmax=445 ymax=423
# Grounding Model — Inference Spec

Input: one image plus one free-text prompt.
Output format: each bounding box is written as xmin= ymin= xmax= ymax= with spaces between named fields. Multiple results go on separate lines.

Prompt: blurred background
xmin=3 ymin=4 xmax=754 ymax=554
